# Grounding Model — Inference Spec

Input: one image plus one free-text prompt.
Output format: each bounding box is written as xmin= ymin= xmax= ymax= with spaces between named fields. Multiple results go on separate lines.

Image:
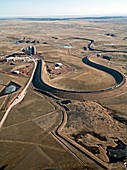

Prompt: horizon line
xmin=0 ymin=13 xmax=127 ymax=18
xmin=0 ymin=15 xmax=127 ymax=19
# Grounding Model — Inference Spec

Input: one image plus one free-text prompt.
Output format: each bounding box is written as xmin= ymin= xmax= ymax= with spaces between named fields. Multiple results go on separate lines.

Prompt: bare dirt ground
xmin=0 ymin=18 xmax=127 ymax=170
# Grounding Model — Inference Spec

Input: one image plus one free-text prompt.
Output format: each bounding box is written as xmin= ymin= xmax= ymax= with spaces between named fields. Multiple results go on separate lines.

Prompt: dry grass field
xmin=62 ymin=101 xmax=127 ymax=162
xmin=0 ymin=18 xmax=127 ymax=170
xmin=0 ymin=90 xmax=99 ymax=170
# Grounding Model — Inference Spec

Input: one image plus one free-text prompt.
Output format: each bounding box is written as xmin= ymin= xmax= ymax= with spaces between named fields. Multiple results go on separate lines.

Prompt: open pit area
xmin=0 ymin=18 xmax=127 ymax=170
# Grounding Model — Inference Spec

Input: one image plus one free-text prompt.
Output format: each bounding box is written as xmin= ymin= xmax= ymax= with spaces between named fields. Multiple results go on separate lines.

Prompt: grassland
xmin=0 ymin=18 xmax=127 ymax=170
xmin=0 ymin=89 xmax=94 ymax=170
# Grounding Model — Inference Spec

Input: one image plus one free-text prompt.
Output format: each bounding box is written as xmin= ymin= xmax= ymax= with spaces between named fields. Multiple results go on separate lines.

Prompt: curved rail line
xmin=32 ymin=56 xmax=126 ymax=100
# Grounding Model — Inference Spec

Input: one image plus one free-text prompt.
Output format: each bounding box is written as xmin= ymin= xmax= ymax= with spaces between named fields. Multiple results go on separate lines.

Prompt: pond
xmin=62 ymin=44 xmax=74 ymax=49
xmin=0 ymin=81 xmax=21 ymax=96
xmin=5 ymin=85 xmax=17 ymax=94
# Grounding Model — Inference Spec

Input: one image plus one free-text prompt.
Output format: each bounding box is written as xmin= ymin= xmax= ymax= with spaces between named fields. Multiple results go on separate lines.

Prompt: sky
xmin=0 ymin=0 xmax=127 ymax=17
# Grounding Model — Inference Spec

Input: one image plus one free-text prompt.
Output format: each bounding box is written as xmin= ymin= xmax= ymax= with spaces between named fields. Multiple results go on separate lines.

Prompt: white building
xmin=13 ymin=70 xmax=20 ymax=74
xmin=54 ymin=63 xmax=63 ymax=69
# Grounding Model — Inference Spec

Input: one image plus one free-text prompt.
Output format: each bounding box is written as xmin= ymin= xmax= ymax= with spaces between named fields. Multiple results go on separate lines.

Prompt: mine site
xmin=0 ymin=15 xmax=127 ymax=170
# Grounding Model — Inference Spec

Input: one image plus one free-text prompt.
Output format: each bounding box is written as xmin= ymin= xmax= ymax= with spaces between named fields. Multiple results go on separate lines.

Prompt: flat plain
xmin=0 ymin=18 xmax=127 ymax=170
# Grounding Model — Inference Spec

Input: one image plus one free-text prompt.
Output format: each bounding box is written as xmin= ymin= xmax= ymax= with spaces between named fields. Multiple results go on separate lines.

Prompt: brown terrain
xmin=0 ymin=18 xmax=127 ymax=170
